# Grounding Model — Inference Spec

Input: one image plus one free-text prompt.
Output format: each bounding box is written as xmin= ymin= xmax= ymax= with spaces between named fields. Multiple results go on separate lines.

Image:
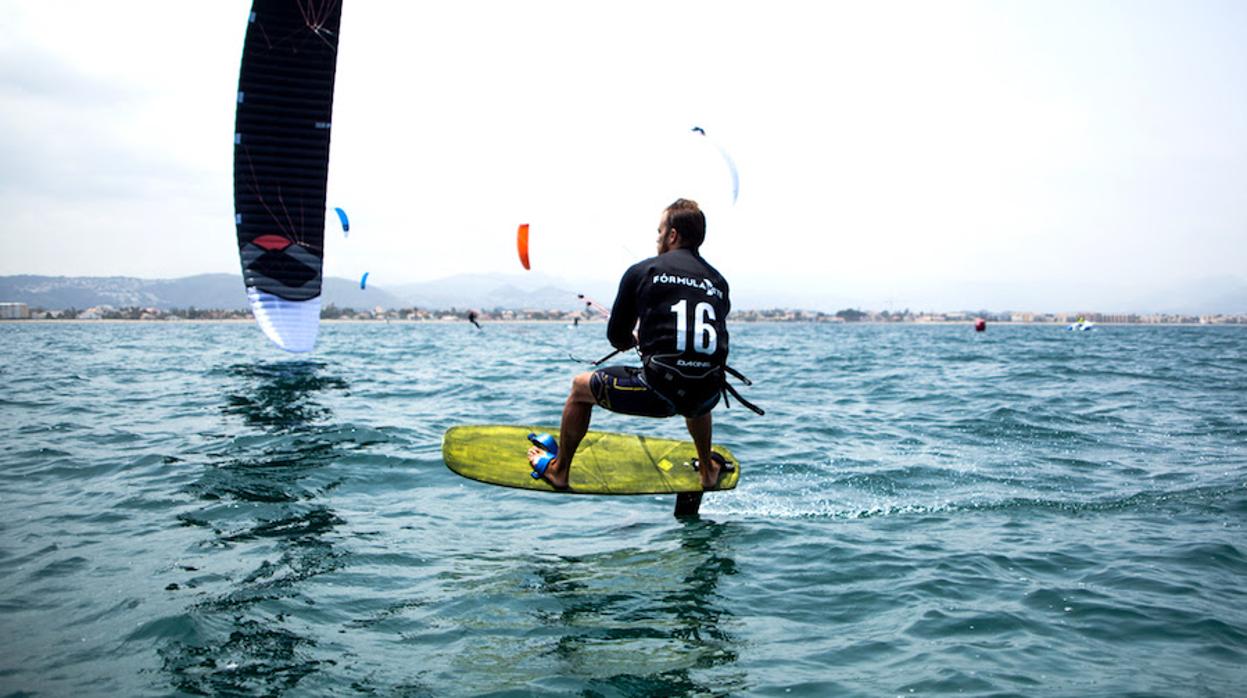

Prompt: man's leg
xmin=684 ymin=411 xmax=722 ymax=489
xmin=527 ymin=371 xmax=595 ymax=489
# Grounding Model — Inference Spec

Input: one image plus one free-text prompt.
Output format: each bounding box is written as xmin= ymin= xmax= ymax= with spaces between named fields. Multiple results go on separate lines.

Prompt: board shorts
xmin=590 ymin=365 xmax=721 ymax=418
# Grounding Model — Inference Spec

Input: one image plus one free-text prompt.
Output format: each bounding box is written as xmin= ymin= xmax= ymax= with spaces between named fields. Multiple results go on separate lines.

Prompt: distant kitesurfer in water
xmin=528 ymin=199 xmax=747 ymax=490
xmin=468 ymin=311 xmax=482 ymax=330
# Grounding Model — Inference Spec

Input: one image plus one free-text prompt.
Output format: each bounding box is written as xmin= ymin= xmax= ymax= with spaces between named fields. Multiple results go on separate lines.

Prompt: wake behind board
xmin=442 ymin=425 xmax=738 ymax=511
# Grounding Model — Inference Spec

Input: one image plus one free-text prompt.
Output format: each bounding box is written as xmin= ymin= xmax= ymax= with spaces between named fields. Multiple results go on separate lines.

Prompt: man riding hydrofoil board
xmin=527 ymin=198 xmax=760 ymax=491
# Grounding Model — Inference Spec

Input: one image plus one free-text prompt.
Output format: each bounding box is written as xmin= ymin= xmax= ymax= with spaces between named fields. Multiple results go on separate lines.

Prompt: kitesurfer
xmin=468 ymin=310 xmax=482 ymax=330
xmin=528 ymin=199 xmax=737 ymax=490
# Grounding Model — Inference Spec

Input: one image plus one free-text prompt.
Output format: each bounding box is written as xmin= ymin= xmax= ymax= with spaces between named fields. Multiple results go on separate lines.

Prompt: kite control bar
xmin=568 ymin=347 xmax=625 ymax=366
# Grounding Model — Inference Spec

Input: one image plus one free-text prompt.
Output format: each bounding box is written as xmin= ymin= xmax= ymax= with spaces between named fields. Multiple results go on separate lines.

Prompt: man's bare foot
xmin=696 ymin=453 xmax=729 ymax=490
xmin=527 ymin=445 xmax=570 ymax=490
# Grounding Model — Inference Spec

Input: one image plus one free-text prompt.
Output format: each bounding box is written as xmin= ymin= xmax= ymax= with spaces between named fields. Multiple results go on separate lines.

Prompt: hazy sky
xmin=1 ymin=1 xmax=1244 ymax=311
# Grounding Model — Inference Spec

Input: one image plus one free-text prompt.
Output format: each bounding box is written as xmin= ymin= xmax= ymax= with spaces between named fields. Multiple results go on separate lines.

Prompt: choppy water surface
xmin=1 ymin=321 xmax=1244 ymax=696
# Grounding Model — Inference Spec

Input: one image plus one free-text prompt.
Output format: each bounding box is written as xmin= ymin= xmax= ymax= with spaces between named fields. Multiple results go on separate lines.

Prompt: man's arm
xmin=606 ymin=265 xmax=640 ymax=351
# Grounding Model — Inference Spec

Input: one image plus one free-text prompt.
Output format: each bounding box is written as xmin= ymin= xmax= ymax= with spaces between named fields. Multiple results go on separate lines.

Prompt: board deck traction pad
xmin=442 ymin=425 xmax=739 ymax=495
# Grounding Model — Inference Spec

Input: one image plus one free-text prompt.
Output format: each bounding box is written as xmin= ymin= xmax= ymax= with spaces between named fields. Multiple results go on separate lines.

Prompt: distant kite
xmin=690 ymin=126 xmax=739 ymax=204
xmin=517 ymin=223 xmax=531 ymax=270
xmin=359 ymin=272 xmax=369 ymax=290
xmin=334 ymin=207 xmax=350 ymax=235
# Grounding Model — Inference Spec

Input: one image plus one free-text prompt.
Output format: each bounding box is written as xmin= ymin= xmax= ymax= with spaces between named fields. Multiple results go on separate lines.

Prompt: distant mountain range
xmin=0 ymin=273 xmax=612 ymax=313
xmin=0 ymin=273 xmax=1243 ymax=315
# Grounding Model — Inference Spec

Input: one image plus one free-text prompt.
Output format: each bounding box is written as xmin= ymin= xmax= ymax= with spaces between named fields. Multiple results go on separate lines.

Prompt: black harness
xmin=573 ymin=348 xmax=764 ymax=417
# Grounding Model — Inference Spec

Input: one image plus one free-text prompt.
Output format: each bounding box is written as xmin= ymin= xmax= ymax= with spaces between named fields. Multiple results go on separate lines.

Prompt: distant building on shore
xmin=0 ymin=302 xmax=30 ymax=319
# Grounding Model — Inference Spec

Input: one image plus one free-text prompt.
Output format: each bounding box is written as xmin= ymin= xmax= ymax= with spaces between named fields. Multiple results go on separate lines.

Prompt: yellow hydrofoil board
xmin=442 ymin=425 xmax=739 ymax=498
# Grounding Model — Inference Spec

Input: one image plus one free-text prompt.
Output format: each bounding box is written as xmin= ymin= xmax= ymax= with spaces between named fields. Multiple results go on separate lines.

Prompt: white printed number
xmin=669 ymin=299 xmax=717 ymax=355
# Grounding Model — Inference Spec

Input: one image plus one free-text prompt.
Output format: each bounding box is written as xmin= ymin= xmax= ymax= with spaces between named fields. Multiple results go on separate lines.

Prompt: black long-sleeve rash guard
xmin=606 ymin=248 xmax=730 ymax=380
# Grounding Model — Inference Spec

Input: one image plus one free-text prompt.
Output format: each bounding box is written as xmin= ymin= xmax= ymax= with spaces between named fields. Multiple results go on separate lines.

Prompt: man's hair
xmin=665 ymin=198 xmax=706 ymax=250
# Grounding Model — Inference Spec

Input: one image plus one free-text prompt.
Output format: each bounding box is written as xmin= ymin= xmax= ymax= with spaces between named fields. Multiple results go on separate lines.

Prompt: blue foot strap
xmin=527 ymin=432 xmax=558 ymax=479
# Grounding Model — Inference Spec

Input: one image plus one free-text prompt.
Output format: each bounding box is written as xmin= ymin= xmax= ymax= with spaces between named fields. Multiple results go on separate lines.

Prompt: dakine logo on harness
xmin=652 ymin=273 xmax=723 ymax=298
xmin=677 ymin=359 xmax=713 ymax=368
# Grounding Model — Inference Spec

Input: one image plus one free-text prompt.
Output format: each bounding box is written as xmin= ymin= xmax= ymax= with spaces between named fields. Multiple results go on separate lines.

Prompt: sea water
xmin=0 ymin=321 xmax=1244 ymax=696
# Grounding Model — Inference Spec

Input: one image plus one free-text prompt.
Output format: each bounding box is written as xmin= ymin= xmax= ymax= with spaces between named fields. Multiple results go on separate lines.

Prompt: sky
xmin=1 ymin=0 xmax=1244 ymax=312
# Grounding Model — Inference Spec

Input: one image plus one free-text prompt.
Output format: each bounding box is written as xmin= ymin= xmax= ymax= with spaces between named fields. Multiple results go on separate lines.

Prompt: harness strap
xmin=723 ymin=380 xmax=765 ymax=415
xmin=724 ymin=364 xmax=753 ymax=386
xmin=719 ymin=363 xmax=765 ymax=415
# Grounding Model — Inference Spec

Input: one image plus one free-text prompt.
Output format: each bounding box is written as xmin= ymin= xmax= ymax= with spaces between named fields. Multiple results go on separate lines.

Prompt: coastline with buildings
xmin=3 ymin=274 xmax=1244 ymax=326
xmin=1 ymin=301 xmax=1243 ymax=325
